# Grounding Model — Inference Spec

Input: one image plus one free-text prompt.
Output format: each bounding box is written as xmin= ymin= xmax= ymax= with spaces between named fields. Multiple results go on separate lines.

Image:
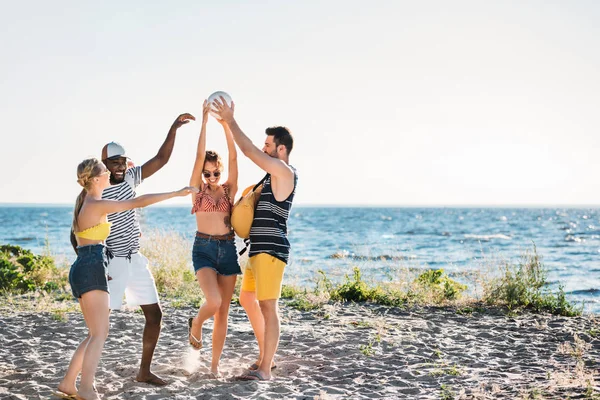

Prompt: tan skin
xmin=188 ymin=100 xmax=239 ymax=376
xmin=211 ymin=98 xmax=294 ymax=201
xmin=57 ymin=163 xmax=196 ymax=400
xmin=101 ymin=113 xmax=194 ymax=386
xmin=189 ymin=102 xmax=238 ymax=235
xmin=211 ymin=98 xmax=295 ymax=380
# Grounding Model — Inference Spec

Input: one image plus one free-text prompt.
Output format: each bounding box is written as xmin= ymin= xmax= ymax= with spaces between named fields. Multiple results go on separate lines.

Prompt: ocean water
xmin=1 ymin=205 xmax=598 ymax=313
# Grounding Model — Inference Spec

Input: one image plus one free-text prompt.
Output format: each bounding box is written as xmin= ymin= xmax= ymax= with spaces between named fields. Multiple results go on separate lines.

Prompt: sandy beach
xmin=0 ymin=300 xmax=598 ymax=399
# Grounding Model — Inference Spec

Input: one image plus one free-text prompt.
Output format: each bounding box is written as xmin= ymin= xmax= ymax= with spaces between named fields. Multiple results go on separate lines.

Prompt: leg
xmin=190 ymin=268 xmax=222 ymax=347
xmin=77 ymin=290 xmax=110 ymax=400
xmin=210 ymin=274 xmax=237 ymax=374
xmin=135 ymin=303 xmax=167 ymax=386
xmin=239 ymin=289 xmax=265 ymax=366
xmin=257 ymin=299 xmax=279 ymax=380
xmin=57 ymin=333 xmax=91 ymax=395
xmin=239 ymin=261 xmax=266 ymax=366
xmin=123 ymin=253 xmax=165 ymax=386
xmin=252 ymin=254 xmax=286 ymax=378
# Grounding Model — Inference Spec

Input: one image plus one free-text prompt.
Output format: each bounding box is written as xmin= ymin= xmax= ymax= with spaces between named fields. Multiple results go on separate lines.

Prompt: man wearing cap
xmin=101 ymin=113 xmax=194 ymax=386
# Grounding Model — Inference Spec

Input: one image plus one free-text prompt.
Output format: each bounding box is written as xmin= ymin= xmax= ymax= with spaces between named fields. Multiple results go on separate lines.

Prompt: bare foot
xmin=136 ymin=371 xmax=168 ymax=386
xmin=209 ymin=369 xmax=222 ymax=379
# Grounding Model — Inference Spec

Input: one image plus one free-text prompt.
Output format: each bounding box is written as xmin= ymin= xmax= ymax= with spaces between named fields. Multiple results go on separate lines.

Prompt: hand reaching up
xmin=173 ymin=113 xmax=196 ymax=129
xmin=201 ymin=100 xmax=210 ymax=125
xmin=211 ymin=97 xmax=235 ymax=124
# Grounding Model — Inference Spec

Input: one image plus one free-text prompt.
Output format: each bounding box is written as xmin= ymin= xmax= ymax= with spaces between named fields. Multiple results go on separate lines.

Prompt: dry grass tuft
xmin=141 ymin=229 xmax=200 ymax=307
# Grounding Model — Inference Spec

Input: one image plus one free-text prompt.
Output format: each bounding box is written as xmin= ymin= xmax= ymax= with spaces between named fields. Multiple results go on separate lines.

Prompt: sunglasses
xmin=99 ymin=170 xmax=111 ymax=177
xmin=203 ymin=171 xmax=221 ymax=178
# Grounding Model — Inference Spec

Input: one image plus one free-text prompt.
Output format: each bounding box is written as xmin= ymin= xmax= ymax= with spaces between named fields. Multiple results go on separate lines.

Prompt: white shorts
xmin=107 ymin=252 xmax=159 ymax=310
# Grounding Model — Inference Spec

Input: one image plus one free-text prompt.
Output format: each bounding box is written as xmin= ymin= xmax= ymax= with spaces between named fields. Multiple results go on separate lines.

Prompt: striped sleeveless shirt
xmin=249 ymin=166 xmax=297 ymax=263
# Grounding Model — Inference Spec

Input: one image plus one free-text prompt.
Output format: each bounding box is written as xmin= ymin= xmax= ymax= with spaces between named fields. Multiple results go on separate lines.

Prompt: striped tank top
xmin=249 ymin=166 xmax=297 ymax=263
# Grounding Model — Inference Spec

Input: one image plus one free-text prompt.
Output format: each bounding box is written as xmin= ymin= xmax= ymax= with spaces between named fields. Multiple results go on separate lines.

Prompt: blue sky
xmin=1 ymin=1 xmax=599 ymax=206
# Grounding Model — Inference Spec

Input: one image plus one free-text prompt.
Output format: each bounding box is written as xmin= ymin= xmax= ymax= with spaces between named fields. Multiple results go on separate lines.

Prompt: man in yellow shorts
xmin=212 ymin=98 xmax=297 ymax=381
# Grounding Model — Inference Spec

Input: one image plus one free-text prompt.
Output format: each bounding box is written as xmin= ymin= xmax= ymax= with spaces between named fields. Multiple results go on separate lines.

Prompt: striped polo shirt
xmin=101 ymin=166 xmax=143 ymax=257
xmin=249 ymin=166 xmax=297 ymax=263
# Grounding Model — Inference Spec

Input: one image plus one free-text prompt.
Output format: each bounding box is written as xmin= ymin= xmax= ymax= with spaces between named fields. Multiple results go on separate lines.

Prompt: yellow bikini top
xmin=75 ymin=222 xmax=112 ymax=240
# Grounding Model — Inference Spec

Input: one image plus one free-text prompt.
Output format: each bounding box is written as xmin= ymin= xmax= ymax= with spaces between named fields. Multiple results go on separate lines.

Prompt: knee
xmin=92 ymin=327 xmax=109 ymax=341
xmin=239 ymin=291 xmax=256 ymax=310
xmin=204 ymin=296 xmax=222 ymax=315
xmin=145 ymin=307 xmax=163 ymax=327
xmin=217 ymin=301 xmax=231 ymax=317
xmin=258 ymin=300 xmax=278 ymax=318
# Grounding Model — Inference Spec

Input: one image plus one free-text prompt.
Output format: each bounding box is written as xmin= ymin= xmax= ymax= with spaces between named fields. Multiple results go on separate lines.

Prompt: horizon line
xmin=1 ymin=202 xmax=599 ymax=209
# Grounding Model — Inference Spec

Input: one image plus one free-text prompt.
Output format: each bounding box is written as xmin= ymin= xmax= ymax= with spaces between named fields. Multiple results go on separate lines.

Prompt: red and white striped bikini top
xmin=191 ymin=184 xmax=232 ymax=214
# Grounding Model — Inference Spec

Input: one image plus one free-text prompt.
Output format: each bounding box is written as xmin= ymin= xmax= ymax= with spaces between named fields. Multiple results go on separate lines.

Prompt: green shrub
xmin=281 ymin=284 xmax=303 ymax=299
xmin=415 ymin=269 xmax=467 ymax=302
xmin=331 ymin=267 xmax=377 ymax=302
xmin=371 ymin=287 xmax=409 ymax=307
xmin=0 ymin=245 xmax=66 ymax=293
xmin=0 ymin=258 xmax=33 ymax=291
xmin=288 ymin=296 xmax=322 ymax=311
xmin=417 ymin=269 xmax=444 ymax=285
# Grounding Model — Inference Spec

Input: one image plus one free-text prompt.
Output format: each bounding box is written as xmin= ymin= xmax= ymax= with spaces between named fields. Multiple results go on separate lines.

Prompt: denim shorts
xmin=69 ymin=244 xmax=109 ymax=299
xmin=192 ymin=233 xmax=241 ymax=276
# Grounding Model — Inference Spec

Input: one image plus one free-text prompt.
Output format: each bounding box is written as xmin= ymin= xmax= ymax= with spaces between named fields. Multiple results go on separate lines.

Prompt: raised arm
xmin=96 ymin=187 xmax=198 ymax=215
xmin=212 ymin=98 xmax=293 ymax=181
xmin=219 ymin=117 xmax=238 ymax=199
xmin=189 ymin=101 xmax=210 ymax=193
xmin=141 ymin=113 xmax=195 ymax=180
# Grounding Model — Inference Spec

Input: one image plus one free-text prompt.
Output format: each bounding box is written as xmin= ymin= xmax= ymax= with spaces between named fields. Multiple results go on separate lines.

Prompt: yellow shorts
xmin=241 ymin=253 xmax=286 ymax=301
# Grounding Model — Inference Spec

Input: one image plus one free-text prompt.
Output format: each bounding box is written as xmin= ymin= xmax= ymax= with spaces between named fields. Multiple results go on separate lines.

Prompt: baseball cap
xmin=101 ymin=142 xmax=127 ymax=160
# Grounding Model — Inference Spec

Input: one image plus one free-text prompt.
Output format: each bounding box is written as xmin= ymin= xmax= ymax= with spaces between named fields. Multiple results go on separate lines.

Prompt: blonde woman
xmin=187 ymin=100 xmax=239 ymax=377
xmin=55 ymin=158 xmax=196 ymax=400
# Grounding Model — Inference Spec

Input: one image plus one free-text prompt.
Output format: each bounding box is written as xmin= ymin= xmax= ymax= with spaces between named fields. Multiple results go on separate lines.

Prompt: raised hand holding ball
xmin=207 ymin=91 xmax=232 ymax=120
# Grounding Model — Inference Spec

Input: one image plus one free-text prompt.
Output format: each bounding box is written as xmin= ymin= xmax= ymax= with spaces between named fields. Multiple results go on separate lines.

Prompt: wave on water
xmin=568 ymin=288 xmax=600 ymax=295
xmin=463 ymin=234 xmax=512 ymax=241
xmin=328 ymin=251 xmax=407 ymax=261
xmin=564 ymin=235 xmax=585 ymax=243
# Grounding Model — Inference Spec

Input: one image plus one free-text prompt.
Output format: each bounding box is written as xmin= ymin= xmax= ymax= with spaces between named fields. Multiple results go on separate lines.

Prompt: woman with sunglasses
xmin=188 ymin=99 xmax=240 ymax=377
xmin=56 ymin=158 xmax=196 ymax=400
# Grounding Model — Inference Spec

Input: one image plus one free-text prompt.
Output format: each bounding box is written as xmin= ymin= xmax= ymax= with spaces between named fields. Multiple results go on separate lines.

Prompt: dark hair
xmin=204 ymin=150 xmax=223 ymax=171
xmin=265 ymin=126 xmax=293 ymax=155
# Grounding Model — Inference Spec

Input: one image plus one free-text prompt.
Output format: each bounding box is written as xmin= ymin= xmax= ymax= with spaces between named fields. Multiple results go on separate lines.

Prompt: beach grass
xmin=482 ymin=245 xmax=582 ymax=316
xmin=0 ymin=231 xmax=583 ymax=318
xmin=139 ymin=229 xmax=202 ymax=308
